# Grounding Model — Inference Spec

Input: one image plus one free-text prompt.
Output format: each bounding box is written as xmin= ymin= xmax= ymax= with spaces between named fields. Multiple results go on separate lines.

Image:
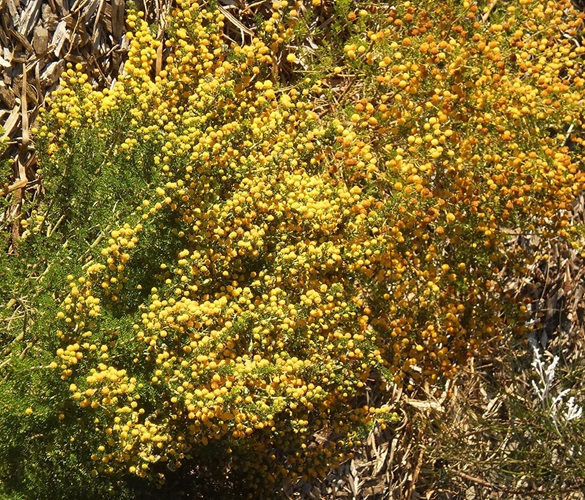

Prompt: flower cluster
xmin=34 ymin=0 xmax=585 ymax=494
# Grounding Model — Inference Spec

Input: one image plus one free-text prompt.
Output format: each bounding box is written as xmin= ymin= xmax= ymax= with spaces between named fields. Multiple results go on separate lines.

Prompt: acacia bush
xmin=2 ymin=0 xmax=585 ymax=497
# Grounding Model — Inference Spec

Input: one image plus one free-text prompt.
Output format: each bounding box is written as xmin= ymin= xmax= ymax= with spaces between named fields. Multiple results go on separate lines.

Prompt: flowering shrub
xmin=3 ymin=0 xmax=585 ymax=497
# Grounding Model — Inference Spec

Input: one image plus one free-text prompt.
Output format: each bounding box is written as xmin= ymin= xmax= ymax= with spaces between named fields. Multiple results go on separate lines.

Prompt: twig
xmin=454 ymin=469 xmax=585 ymax=495
xmin=406 ymin=447 xmax=424 ymax=500
xmin=482 ymin=0 xmax=499 ymax=23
